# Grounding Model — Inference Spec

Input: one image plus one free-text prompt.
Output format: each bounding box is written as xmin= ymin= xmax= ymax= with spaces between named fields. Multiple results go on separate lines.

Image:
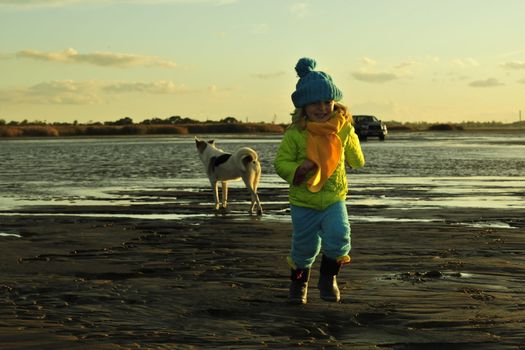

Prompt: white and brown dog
xmin=195 ymin=137 xmax=263 ymax=215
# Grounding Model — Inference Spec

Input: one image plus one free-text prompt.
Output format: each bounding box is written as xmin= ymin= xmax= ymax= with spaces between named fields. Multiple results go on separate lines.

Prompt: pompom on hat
xmin=291 ymin=57 xmax=343 ymax=108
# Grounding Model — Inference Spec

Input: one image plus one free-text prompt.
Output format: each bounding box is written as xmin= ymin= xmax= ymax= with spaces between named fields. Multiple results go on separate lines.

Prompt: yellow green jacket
xmin=274 ymin=121 xmax=365 ymax=211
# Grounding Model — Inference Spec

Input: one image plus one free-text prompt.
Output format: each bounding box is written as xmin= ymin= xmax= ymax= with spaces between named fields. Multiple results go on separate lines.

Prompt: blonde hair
xmin=290 ymin=102 xmax=353 ymax=129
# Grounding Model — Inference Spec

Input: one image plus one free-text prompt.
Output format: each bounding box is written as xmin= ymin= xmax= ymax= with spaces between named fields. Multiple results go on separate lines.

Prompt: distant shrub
xmin=1 ymin=125 xmax=61 ymax=137
xmin=428 ymin=124 xmax=464 ymax=131
xmin=382 ymin=122 xmax=414 ymax=131
xmin=250 ymin=124 xmax=285 ymax=133
xmin=382 ymin=120 xmax=419 ymax=132
xmin=20 ymin=125 xmax=59 ymax=137
xmin=185 ymin=123 xmax=284 ymax=134
xmin=0 ymin=121 xmax=283 ymax=137
xmin=121 ymin=125 xmax=147 ymax=135
xmin=54 ymin=125 xmax=87 ymax=136
xmin=0 ymin=126 xmax=23 ymax=137
xmin=146 ymin=125 xmax=188 ymax=134
xmin=388 ymin=125 xmax=413 ymax=131
xmin=85 ymin=126 xmax=121 ymax=135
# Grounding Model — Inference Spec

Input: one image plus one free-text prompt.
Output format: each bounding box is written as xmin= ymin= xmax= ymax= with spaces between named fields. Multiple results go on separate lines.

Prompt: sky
xmin=1 ymin=0 xmax=525 ymax=124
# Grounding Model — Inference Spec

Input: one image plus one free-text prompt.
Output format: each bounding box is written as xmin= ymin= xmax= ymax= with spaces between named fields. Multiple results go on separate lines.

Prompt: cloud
xmin=218 ymin=22 xmax=268 ymax=38
xmin=0 ymin=80 xmax=103 ymax=105
xmin=451 ymin=58 xmax=480 ymax=67
xmin=498 ymin=49 xmax=525 ymax=58
xmin=354 ymin=58 xmax=412 ymax=82
xmin=103 ymin=81 xmax=189 ymax=94
xmin=251 ymin=71 xmax=285 ymax=79
xmin=501 ymin=61 xmax=525 ymax=70
xmin=15 ymin=48 xmax=177 ymax=68
xmin=0 ymin=0 xmax=70 ymax=5
xmin=361 ymin=57 xmax=376 ymax=66
xmin=251 ymin=23 xmax=268 ymax=35
xmin=447 ymin=72 xmax=470 ymax=82
xmin=518 ymin=78 xmax=525 ymax=84
xmin=394 ymin=61 xmax=417 ymax=70
xmin=0 ymin=0 xmax=236 ymax=7
xmin=0 ymin=79 xmax=190 ymax=105
xmin=290 ymin=2 xmax=308 ymax=17
xmin=351 ymin=71 xmax=401 ymax=83
xmin=468 ymin=78 xmax=504 ymax=88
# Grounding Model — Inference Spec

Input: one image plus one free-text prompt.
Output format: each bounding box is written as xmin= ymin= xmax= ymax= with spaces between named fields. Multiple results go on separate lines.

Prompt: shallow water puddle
xmin=350 ymin=215 xmax=440 ymax=223
xmin=0 ymin=211 xmax=517 ymax=229
xmin=0 ymin=232 xmax=22 ymax=238
xmin=0 ymin=212 xmax=210 ymax=221
xmin=455 ymin=221 xmax=515 ymax=229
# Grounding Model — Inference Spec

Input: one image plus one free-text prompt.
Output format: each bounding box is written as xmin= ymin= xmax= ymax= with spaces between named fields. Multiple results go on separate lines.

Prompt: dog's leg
xmin=252 ymin=189 xmax=263 ymax=216
xmin=221 ymin=181 xmax=228 ymax=209
xmin=242 ymin=173 xmax=263 ymax=215
xmin=211 ymin=180 xmax=220 ymax=210
xmin=253 ymin=164 xmax=263 ymax=215
xmin=241 ymin=174 xmax=254 ymax=214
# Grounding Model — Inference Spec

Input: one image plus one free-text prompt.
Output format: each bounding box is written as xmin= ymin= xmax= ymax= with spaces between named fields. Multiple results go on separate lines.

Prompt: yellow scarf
xmin=305 ymin=111 xmax=347 ymax=192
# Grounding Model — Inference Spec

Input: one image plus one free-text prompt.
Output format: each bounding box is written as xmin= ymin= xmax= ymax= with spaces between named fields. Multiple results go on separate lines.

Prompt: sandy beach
xmin=1 ymin=186 xmax=524 ymax=349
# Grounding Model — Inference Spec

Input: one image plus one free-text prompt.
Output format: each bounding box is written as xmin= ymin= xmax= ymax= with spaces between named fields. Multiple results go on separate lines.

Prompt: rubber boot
xmin=318 ymin=255 xmax=342 ymax=302
xmin=289 ymin=268 xmax=310 ymax=305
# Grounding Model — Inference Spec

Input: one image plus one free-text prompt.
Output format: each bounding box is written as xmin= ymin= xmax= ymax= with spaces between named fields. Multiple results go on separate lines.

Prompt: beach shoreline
xmin=1 ymin=187 xmax=524 ymax=349
xmin=1 ymin=125 xmax=525 ymax=140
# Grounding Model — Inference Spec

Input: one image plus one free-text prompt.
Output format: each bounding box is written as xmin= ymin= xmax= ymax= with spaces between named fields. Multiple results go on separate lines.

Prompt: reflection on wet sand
xmin=1 ymin=134 xmax=524 ymax=348
xmin=0 ymin=184 xmax=524 ymax=349
xmin=2 ymin=176 xmax=523 ymax=229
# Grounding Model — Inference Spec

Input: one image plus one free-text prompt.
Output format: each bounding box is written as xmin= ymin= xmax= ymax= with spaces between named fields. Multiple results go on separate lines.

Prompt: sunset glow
xmin=1 ymin=0 xmax=524 ymax=124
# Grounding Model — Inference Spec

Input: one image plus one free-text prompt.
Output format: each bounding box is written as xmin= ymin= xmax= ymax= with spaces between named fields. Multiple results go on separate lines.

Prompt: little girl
xmin=274 ymin=57 xmax=365 ymax=304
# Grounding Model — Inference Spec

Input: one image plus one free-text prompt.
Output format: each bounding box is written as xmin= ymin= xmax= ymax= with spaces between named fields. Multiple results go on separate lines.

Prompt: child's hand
xmin=293 ymin=159 xmax=317 ymax=185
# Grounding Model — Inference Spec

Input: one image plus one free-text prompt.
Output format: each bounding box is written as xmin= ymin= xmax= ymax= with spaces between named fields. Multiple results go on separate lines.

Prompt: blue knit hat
xmin=291 ymin=57 xmax=343 ymax=108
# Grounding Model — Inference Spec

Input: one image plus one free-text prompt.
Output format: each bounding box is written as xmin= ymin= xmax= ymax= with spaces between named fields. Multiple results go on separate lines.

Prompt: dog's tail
xmin=237 ymin=147 xmax=261 ymax=194
xmin=235 ymin=147 xmax=260 ymax=173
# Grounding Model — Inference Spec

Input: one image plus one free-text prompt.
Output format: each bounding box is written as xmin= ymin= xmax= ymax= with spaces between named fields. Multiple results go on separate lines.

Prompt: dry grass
xmin=0 ymin=125 xmax=59 ymax=137
xmin=0 ymin=123 xmax=284 ymax=138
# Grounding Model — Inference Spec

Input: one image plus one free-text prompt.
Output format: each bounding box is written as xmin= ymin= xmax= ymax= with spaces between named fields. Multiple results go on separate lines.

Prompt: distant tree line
xmin=0 ymin=115 xmax=243 ymax=126
xmin=0 ymin=115 xmax=285 ymax=137
xmin=1 ymin=115 xmax=524 ymax=138
xmin=383 ymin=120 xmax=525 ymax=132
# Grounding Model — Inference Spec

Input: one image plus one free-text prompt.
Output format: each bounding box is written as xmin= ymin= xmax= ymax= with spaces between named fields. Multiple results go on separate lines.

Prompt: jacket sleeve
xmin=273 ymin=130 xmax=301 ymax=185
xmin=345 ymin=126 xmax=366 ymax=169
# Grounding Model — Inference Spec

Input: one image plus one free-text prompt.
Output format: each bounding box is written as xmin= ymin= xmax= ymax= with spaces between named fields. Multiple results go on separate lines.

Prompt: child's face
xmin=305 ymin=100 xmax=335 ymax=122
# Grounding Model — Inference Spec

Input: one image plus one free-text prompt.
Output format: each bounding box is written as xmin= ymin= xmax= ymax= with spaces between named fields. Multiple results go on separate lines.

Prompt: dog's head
xmin=195 ymin=137 xmax=216 ymax=155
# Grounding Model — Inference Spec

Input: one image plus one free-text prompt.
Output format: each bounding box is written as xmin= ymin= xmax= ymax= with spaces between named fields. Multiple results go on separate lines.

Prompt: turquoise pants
xmin=290 ymin=201 xmax=351 ymax=269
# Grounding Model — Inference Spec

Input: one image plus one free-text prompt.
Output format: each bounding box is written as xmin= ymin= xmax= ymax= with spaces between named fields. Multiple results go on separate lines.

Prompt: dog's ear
xmin=196 ymin=139 xmax=207 ymax=153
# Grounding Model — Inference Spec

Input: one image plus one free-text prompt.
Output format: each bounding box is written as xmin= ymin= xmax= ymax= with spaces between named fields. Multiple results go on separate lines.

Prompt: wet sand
xmin=1 ymin=187 xmax=524 ymax=349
